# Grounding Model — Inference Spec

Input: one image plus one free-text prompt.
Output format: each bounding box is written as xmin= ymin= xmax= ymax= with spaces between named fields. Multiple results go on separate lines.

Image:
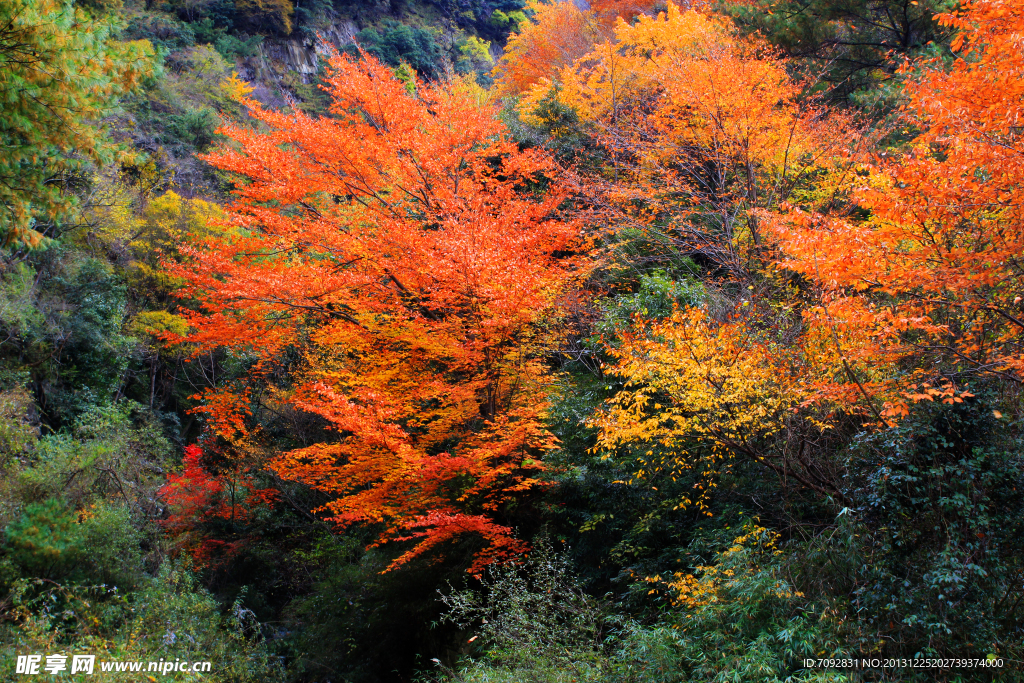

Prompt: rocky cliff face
xmin=249 ymin=18 xmax=359 ymax=83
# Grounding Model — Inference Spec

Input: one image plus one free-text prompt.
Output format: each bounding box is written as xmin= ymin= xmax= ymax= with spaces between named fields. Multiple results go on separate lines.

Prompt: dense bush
xmin=165 ymin=107 xmax=221 ymax=151
xmin=828 ymin=400 xmax=1024 ymax=661
xmin=122 ymin=14 xmax=197 ymax=52
xmin=354 ymin=21 xmax=445 ymax=80
xmin=0 ymin=565 xmax=286 ymax=682
xmin=427 ymin=0 xmax=527 ymax=38
xmin=191 ymin=17 xmax=264 ymax=59
xmin=0 ymin=251 xmax=138 ymax=427
xmin=234 ymin=0 xmax=294 ymax=35
xmin=431 ymin=532 xmax=848 ymax=683
xmin=441 ymin=541 xmax=610 ymax=674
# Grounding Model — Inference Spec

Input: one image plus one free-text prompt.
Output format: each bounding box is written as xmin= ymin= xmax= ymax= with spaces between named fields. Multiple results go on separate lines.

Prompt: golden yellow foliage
xmin=590 ymin=301 xmax=901 ymax=508
xmin=520 ymin=2 xmax=857 ymax=272
xmin=128 ymin=310 xmax=191 ymax=339
xmin=593 ymin=308 xmax=830 ymax=507
xmin=645 ymin=525 xmax=800 ymax=612
xmin=221 ymin=71 xmax=255 ymax=101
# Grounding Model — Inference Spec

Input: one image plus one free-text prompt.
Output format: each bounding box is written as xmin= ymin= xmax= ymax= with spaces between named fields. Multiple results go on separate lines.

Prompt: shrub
xmin=14 ymin=401 xmax=171 ymax=512
xmin=0 ymin=386 xmax=37 ymax=469
xmin=122 ymin=14 xmax=196 ymax=52
xmin=354 ymin=21 xmax=445 ymax=80
xmin=191 ymin=17 xmax=264 ymax=59
xmin=4 ymin=500 xmax=143 ymax=587
xmin=812 ymin=399 xmax=1024 ymax=663
xmin=78 ymin=503 xmax=144 ymax=589
xmin=439 ymin=541 xmax=610 ymax=681
xmin=0 ymin=563 xmax=286 ymax=682
xmin=3 ymin=499 xmax=83 ymax=579
xmin=235 ymin=0 xmax=294 ymax=35
xmin=165 ymin=108 xmax=221 ymax=151
xmin=3 ymin=251 xmax=139 ymax=425
xmin=433 ymin=529 xmax=852 ymax=683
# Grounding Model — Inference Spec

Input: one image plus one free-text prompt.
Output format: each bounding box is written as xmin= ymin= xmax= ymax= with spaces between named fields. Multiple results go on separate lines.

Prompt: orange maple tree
xmin=516 ymin=2 xmax=859 ymax=274
xmin=769 ymin=0 xmax=1024 ymax=417
xmin=493 ymin=0 xmax=661 ymax=97
xmin=169 ymin=52 xmax=581 ymax=572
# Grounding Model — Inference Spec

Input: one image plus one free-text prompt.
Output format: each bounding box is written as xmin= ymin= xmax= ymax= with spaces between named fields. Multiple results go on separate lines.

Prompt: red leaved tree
xmin=158 ymin=445 xmax=279 ymax=567
xmin=168 ymin=52 xmax=582 ymax=573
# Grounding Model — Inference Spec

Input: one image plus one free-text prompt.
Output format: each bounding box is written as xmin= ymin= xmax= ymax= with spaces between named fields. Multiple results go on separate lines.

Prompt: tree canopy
xmin=0 ymin=0 xmax=152 ymax=246
xmin=169 ymin=50 xmax=582 ymax=572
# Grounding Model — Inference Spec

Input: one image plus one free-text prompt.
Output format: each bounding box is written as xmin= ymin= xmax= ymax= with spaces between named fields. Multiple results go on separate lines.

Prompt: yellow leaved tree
xmin=569 ymin=4 xmax=878 ymax=509
xmin=521 ymin=2 xmax=858 ymax=272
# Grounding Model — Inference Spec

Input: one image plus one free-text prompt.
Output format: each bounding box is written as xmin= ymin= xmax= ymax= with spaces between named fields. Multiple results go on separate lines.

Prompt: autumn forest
xmin=1 ymin=0 xmax=1023 ymax=679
